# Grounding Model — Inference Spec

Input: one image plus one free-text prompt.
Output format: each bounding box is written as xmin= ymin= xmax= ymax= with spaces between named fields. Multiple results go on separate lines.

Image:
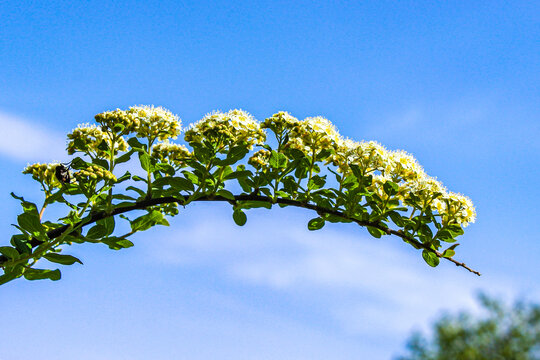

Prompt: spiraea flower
xmin=384 ymin=150 xmax=426 ymax=182
xmin=95 ymin=108 xmax=140 ymax=135
xmin=332 ymin=140 xmax=389 ymax=176
xmin=184 ymin=109 xmax=266 ymax=152
xmin=152 ymin=141 xmax=191 ymax=167
xmin=400 ymin=176 xmax=446 ymax=207
xmin=127 ymin=105 xmax=182 ymax=141
xmin=286 ymin=116 xmax=341 ymax=158
xmin=261 ymin=111 xmax=300 ymax=134
xmin=74 ymin=165 xmax=117 ymax=183
xmin=95 ymin=105 xmax=182 ymax=142
xmin=435 ymin=192 xmax=476 ymax=227
xmin=23 ymin=163 xmax=62 ymax=189
xmin=331 ymin=138 xmax=360 ymax=174
xmin=67 ymin=124 xmax=128 ymax=158
xmin=248 ymin=149 xmax=271 ymax=169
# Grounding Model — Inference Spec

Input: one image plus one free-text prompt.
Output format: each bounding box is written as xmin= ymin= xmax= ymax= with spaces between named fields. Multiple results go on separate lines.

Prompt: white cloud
xmin=145 ymin=207 xmax=523 ymax=342
xmin=0 ymin=110 xmax=66 ymax=162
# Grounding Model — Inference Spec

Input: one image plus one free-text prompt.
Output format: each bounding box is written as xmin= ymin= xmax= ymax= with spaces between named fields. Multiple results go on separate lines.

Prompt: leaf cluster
xmin=396 ymin=294 xmax=540 ymax=360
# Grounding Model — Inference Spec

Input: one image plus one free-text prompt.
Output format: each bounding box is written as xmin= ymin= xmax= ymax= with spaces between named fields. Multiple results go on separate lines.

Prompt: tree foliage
xmin=396 ymin=294 xmax=540 ymax=360
xmin=0 ymin=106 xmax=477 ymax=285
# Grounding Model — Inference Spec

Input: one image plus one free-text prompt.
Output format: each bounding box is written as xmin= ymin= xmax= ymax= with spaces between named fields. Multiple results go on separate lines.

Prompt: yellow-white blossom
xmin=332 ymin=139 xmax=389 ymax=176
xmin=435 ymin=192 xmax=476 ymax=227
xmin=95 ymin=105 xmax=182 ymax=141
xmin=248 ymin=149 xmax=271 ymax=169
xmin=384 ymin=150 xmax=426 ymax=182
xmin=23 ymin=163 xmax=62 ymax=189
xmin=67 ymin=124 xmax=128 ymax=157
xmin=261 ymin=111 xmax=300 ymax=134
xmin=286 ymin=116 xmax=341 ymax=157
xmin=74 ymin=165 xmax=116 ymax=182
xmin=152 ymin=141 xmax=191 ymax=167
xmin=184 ymin=109 xmax=265 ymax=151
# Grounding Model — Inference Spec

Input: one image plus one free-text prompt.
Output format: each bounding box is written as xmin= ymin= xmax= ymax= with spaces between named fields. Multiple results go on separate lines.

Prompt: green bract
xmin=0 ymin=105 xmax=478 ymax=286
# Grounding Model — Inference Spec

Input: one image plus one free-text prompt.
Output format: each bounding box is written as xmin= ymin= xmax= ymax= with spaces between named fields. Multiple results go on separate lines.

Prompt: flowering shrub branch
xmin=0 ymin=106 xmax=478 ymax=285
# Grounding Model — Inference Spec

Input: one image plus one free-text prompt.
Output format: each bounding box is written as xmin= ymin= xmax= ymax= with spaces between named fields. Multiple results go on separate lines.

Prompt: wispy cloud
xmin=0 ymin=110 xmax=66 ymax=162
xmin=146 ymin=207 xmax=522 ymax=342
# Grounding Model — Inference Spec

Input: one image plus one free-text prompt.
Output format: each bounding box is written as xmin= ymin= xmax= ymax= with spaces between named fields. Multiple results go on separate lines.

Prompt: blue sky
xmin=0 ymin=1 xmax=539 ymax=359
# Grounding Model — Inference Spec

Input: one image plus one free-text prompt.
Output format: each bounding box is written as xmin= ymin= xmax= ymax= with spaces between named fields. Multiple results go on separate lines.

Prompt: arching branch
xmin=1 ymin=194 xmax=481 ymax=276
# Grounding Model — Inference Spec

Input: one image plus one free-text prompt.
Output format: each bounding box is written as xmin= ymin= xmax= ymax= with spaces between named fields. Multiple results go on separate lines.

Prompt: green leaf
xmin=387 ymin=211 xmax=404 ymax=227
xmin=132 ymin=175 xmax=147 ymax=182
xmin=307 ymin=217 xmax=325 ymax=231
xmin=101 ymin=237 xmax=134 ymax=250
xmin=156 ymin=163 xmax=175 ymax=176
xmin=192 ymin=144 xmax=214 ymax=163
xmin=112 ymin=123 xmax=125 ymax=133
xmin=289 ymin=148 xmax=305 ymax=160
xmin=112 ymin=194 xmax=136 ymax=201
xmin=239 ymin=200 xmax=272 ymax=209
xmin=233 ymin=209 xmax=247 ymax=226
xmin=226 ymin=146 xmax=249 ymax=163
xmin=126 ymin=186 xmax=146 ymax=197
xmin=182 ymin=171 xmax=199 ymax=186
xmin=86 ymin=224 xmax=108 ymax=239
xmin=131 ymin=210 xmax=168 ymax=232
xmin=216 ymin=189 xmax=235 ymax=201
xmin=11 ymin=193 xmax=39 ymax=213
xmin=92 ymin=158 xmax=109 ymax=170
xmin=139 ymin=152 xmax=155 ymax=172
xmin=0 ymin=269 xmax=23 ymax=285
xmin=422 ymin=250 xmax=440 ymax=267
xmin=367 ymin=226 xmax=385 ymax=238
xmin=316 ymin=149 xmax=332 ymax=160
xmin=44 ymin=253 xmax=83 ymax=265
xmin=383 ymin=181 xmax=399 ymax=196
xmin=442 ymin=243 xmax=460 ymax=258
xmin=170 ymin=177 xmax=195 ymax=192
xmin=115 ymin=150 xmax=134 ymax=165
xmin=116 ymin=171 xmax=132 ymax=184
xmin=323 ymin=214 xmax=352 ymax=223
xmin=127 ymin=137 xmax=146 ymax=151
xmin=97 ymin=217 xmax=115 ymax=236
xmin=435 ymin=229 xmax=458 ymax=243
xmin=447 ymin=224 xmax=464 ymax=237
xmin=442 ymin=249 xmax=455 ymax=258
xmin=69 ymin=157 xmax=88 ymax=170
xmin=224 ymin=170 xmax=252 ymax=180
xmin=23 ymin=268 xmax=61 ymax=281
xmin=17 ymin=212 xmax=43 ymax=236
xmin=0 ymin=246 xmax=19 ymax=260
xmin=308 ymin=175 xmax=326 ymax=190
xmin=11 ymin=235 xmax=31 ymax=254
xmin=269 ymin=151 xmax=288 ymax=169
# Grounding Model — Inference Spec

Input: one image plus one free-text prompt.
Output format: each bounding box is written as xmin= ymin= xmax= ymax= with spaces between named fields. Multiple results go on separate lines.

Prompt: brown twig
xmin=1 ymin=194 xmax=481 ymax=276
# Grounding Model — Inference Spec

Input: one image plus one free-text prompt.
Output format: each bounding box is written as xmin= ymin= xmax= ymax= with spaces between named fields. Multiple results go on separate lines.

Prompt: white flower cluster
xmin=95 ymin=105 xmax=182 ymax=141
xmin=261 ymin=111 xmax=300 ymax=134
xmin=23 ymin=163 xmax=62 ymax=189
xmin=286 ymin=116 xmax=341 ymax=155
xmin=67 ymin=124 xmax=128 ymax=157
xmin=248 ymin=149 xmax=271 ymax=169
xmin=184 ymin=109 xmax=266 ymax=151
xmin=74 ymin=164 xmax=117 ymax=182
xmin=152 ymin=141 xmax=191 ymax=167
xmin=332 ymin=138 xmax=476 ymax=226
